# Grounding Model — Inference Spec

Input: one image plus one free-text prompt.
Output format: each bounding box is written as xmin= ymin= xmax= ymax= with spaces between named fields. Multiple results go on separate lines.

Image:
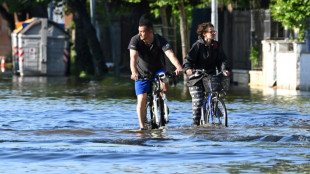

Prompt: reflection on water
xmin=0 ymin=75 xmax=309 ymax=173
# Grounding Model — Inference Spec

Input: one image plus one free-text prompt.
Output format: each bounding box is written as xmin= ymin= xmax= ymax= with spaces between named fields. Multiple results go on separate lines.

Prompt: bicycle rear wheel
xmin=212 ymin=97 xmax=228 ymax=126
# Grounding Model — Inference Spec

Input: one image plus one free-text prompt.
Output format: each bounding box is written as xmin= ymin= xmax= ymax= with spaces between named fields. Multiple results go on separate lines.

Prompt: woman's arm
xmin=183 ymin=43 xmax=199 ymax=75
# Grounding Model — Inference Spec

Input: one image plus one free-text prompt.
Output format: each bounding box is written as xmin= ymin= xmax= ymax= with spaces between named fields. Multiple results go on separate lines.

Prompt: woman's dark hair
xmin=139 ymin=14 xmax=153 ymax=30
xmin=196 ymin=22 xmax=214 ymax=36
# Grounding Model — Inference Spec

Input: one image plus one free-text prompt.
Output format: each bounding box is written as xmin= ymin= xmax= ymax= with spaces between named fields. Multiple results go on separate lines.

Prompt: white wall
xmin=259 ymin=40 xmax=310 ymax=91
xmin=262 ymin=40 xmax=277 ymax=87
xmin=276 ymin=52 xmax=297 ymax=90
xmin=300 ymin=53 xmax=310 ymax=91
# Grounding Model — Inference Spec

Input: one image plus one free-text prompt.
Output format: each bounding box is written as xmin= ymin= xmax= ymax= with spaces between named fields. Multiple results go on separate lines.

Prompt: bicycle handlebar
xmin=162 ymin=71 xmax=176 ymax=78
xmin=139 ymin=71 xmax=176 ymax=81
xmin=189 ymin=69 xmax=224 ymax=79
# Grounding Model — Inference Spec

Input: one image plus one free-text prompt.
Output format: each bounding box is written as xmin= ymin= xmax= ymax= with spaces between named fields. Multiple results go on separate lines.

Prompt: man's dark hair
xmin=139 ymin=15 xmax=153 ymax=30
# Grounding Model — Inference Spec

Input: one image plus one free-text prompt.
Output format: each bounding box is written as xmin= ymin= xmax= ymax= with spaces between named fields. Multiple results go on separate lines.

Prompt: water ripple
xmin=0 ymin=77 xmax=309 ymax=173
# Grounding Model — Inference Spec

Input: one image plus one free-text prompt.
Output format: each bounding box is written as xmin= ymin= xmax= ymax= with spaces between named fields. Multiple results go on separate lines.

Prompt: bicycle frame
xmin=145 ymin=72 xmax=173 ymax=129
xmin=206 ymin=78 xmax=227 ymax=126
xmin=205 ymin=92 xmax=222 ymax=124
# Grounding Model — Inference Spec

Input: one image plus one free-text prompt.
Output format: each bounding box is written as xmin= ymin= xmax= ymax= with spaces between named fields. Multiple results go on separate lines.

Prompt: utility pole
xmin=90 ymin=0 xmax=96 ymax=25
xmin=48 ymin=2 xmax=53 ymax=21
xmin=211 ymin=0 xmax=218 ymax=40
xmin=90 ymin=0 xmax=100 ymax=41
xmin=250 ymin=0 xmax=255 ymax=48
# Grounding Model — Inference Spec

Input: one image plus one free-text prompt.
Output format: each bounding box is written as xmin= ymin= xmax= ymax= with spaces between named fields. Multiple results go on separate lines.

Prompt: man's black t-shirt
xmin=128 ymin=33 xmax=172 ymax=77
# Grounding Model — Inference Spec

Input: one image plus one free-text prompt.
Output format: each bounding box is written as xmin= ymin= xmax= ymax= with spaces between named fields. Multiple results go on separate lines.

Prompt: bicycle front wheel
xmin=157 ymin=95 xmax=165 ymax=127
xmin=203 ymin=100 xmax=210 ymax=125
xmin=146 ymin=96 xmax=157 ymax=129
xmin=212 ymin=97 xmax=228 ymax=127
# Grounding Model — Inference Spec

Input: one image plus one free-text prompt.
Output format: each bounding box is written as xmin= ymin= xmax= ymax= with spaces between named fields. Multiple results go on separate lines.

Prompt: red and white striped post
xmin=63 ymin=47 xmax=69 ymax=63
xmin=1 ymin=57 xmax=5 ymax=72
xmin=19 ymin=47 xmax=24 ymax=62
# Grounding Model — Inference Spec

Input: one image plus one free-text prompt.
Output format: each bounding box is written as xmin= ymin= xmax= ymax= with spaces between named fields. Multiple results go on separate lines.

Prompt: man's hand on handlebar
xmin=174 ymin=67 xmax=183 ymax=76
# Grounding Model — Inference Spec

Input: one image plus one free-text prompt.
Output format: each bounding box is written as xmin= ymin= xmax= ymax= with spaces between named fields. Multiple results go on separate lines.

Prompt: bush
xmin=249 ymin=46 xmax=259 ymax=68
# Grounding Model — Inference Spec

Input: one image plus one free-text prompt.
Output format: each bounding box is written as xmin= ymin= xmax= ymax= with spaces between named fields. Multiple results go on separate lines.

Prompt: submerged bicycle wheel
xmin=204 ymin=97 xmax=228 ymax=127
xmin=146 ymin=97 xmax=158 ymax=129
xmin=212 ymin=97 xmax=228 ymax=126
xmin=157 ymin=96 xmax=165 ymax=127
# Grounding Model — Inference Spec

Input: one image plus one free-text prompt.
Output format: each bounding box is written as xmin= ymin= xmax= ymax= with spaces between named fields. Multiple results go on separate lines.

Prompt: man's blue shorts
xmin=135 ymin=69 xmax=165 ymax=96
xmin=135 ymin=80 xmax=151 ymax=95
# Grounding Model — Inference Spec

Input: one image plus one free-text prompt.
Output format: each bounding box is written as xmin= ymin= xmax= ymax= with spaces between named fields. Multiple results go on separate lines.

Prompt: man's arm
xmin=130 ymin=49 xmax=139 ymax=80
xmin=164 ymin=49 xmax=183 ymax=75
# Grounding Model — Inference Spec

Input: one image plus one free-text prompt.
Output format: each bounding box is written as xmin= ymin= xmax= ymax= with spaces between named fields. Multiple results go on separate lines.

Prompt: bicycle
xmin=189 ymin=69 xmax=229 ymax=127
xmin=142 ymin=72 xmax=175 ymax=129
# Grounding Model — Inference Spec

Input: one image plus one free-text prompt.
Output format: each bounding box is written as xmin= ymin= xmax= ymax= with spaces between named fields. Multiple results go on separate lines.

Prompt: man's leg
xmin=135 ymin=80 xmax=151 ymax=129
xmin=137 ymin=93 xmax=147 ymax=129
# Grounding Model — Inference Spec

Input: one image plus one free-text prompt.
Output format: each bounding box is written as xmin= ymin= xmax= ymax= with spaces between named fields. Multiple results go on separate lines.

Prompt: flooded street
xmin=0 ymin=75 xmax=309 ymax=173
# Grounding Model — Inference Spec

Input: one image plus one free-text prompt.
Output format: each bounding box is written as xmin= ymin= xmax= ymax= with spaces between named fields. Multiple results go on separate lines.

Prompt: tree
xmin=270 ymin=0 xmax=310 ymax=40
xmin=0 ymin=0 xmax=49 ymax=31
xmin=66 ymin=0 xmax=108 ymax=76
xmin=0 ymin=4 xmax=14 ymax=31
xmin=146 ymin=0 xmax=193 ymax=84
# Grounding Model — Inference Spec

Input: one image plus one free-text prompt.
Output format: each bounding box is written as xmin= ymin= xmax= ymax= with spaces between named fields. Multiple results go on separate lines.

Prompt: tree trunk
xmin=160 ymin=6 xmax=176 ymax=73
xmin=172 ymin=14 xmax=177 ymax=58
xmin=0 ymin=4 xmax=15 ymax=31
xmin=28 ymin=2 xmax=48 ymax=18
xmin=177 ymin=1 xmax=190 ymax=85
xmin=73 ymin=7 xmax=95 ymax=75
xmin=0 ymin=1 xmax=47 ymax=32
xmin=67 ymin=0 xmax=108 ymax=75
xmin=160 ymin=6 xmax=169 ymax=39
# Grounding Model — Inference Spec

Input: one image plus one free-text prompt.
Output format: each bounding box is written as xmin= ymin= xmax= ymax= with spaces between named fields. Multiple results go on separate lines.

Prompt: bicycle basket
xmin=202 ymin=76 xmax=230 ymax=92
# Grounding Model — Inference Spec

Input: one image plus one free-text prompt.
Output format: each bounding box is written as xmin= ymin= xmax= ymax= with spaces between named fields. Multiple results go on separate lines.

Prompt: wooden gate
xmin=232 ymin=10 xmax=251 ymax=70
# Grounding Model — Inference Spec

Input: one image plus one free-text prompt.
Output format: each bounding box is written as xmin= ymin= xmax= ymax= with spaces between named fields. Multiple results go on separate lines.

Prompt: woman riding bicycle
xmin=183 ymin=22 xmax=231 ymax=126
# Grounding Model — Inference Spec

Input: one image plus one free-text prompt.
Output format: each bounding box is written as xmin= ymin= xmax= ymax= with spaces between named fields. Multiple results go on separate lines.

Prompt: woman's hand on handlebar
xmin=186 ymin=69 xmax=193 ymax=76
xmin=223 ymin=70 xmax=230 ymax=76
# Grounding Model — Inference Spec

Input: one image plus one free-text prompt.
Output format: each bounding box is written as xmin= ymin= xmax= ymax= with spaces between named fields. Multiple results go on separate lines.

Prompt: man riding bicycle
xmin=128 ymin=15 xmax=183 ymax=130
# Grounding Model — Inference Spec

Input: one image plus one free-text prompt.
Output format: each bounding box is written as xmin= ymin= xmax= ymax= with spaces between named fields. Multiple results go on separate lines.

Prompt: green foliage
xmin=0 ymin=0 xmax=29 ymax=12
xmin=123 ymin=0 xmax=141 ymax=2
xmin=249 ymin=45 xmax=259 ymax=67
xmin=148 ymin=0 xmax=212 ymax=29
xmin=270 ymin=0 xmax=310 ymax=40
xmin=0 ymin=0 xmax=62 ymax=13
xmin=149 ymin=0 xmax=186 ymax=16
xmin=79 ymin=71 xmax=87 ymax=78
